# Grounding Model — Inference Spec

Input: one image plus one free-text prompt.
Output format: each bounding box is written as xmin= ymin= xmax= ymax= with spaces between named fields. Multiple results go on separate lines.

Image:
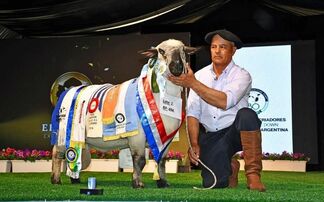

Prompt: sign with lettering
xmin=234 ymin=45 xmax=292 ymax=153
xmin=159 ymin=93 xmax=182 ymax=120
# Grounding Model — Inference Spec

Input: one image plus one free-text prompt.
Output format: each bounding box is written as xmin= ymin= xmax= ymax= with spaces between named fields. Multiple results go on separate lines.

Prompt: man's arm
xmin=190 ymin=76 xmax=227 ymax=110
xmin=168 ymin=66 xmax=227 ymax=110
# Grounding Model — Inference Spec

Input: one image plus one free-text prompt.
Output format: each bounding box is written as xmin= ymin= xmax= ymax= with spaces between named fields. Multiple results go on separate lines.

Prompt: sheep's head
xmin=140 ymin=39 xmax=198 ymax=77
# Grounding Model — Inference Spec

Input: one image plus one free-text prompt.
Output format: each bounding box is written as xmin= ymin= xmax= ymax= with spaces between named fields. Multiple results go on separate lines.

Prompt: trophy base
xmin=80 ymin=188 xmax=104 ymax=195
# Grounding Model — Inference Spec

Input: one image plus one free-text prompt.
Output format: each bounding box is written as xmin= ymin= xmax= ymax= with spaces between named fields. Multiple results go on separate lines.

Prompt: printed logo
xmin=58 ymin=107 xmax=67 ymax=121
xmin=115 ymin=113 xmax=125 ymax=123
xmin=248 ymin=88 xmax=269 ymax=114
xmin=88 ymin=98 xmax=99 ymax=113
xmin=65 ymin=147 xmax=77 ymax=163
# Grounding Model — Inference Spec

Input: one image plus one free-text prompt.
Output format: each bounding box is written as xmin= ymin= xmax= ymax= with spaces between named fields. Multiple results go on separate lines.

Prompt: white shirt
xmin=187 ymin=60 xmax=252 ymax=132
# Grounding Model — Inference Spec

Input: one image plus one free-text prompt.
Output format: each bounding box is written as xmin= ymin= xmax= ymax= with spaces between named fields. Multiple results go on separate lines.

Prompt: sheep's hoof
xmin=132 ymin=180 xmax=144 ymax=188
xmin=51 ymin=176 xmax=62 ymax=185
xmin=70 ymin=177 xmax=81 ymax=184
xmin=157 ymin=179 xmax=169 ymax=188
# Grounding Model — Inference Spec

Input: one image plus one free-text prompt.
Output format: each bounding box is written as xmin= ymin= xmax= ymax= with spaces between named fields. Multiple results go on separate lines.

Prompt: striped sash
xmin=102 ymin=78 xmax=139 ymax=140
xmin=70 ymin=85 xmax=99 ymax=144
xmin=65 ymin=85 xmax=100 ymax=178
xmin=86 ymin=84 xmax=113 ymax=138
xmin=136 ymin=64 xmax=183 ymax=162
xmin=56 ymin=86 xmax=83 ymax=148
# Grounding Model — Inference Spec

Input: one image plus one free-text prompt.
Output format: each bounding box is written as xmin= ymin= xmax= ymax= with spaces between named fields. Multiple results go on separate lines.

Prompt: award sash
xmin=136 ymin=64 xmax=183 ymax=162
xmin=102 ymin=78 xmax=138 ymax=140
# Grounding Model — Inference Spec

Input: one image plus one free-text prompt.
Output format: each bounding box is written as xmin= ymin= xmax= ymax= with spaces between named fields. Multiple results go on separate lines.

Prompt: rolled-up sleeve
xmin=224 ymin=69 xmax=251 ymax=109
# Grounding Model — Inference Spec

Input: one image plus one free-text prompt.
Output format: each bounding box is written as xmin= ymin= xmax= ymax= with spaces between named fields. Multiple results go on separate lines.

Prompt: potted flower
xmin=13 ymin=148 xmax=51 ymax=162
xmin=0 ymin=147 xmax=16 ymax=160
xmin=0 ymin=147 xmax=52 ymax=162
xmin=147 ymin=150 xmax=184 ymax=161
xmin=90 ymin=149 xmax=119 ymax=159
xmin=235 ymin=151 xmax=310 ymax=172
xmin=84 ymin=149 xmax=120 ymax=172
xmin=0 ymin=148 xmax=15 ymax=172
xmin=166 ymin=150 xmax=184 ymax=162
xmin=144 ymin=150 xmax=184 ymax=173
xmin=0 ymin=147 xmax=53 ymax=173
xmin=261 ymin=151 xmax=310 ymax=161
xmin=165 ymin=150 xmax=184 ymax=173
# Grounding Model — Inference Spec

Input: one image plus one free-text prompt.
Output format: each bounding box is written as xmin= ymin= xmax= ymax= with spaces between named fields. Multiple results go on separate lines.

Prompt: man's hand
xmin=168 ymin=64 xmax=196 ymax=88
xmin=188 ymin=144 xmax=200 ymax=166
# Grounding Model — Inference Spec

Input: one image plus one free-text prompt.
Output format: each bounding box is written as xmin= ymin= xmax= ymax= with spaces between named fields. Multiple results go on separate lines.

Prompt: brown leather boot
xmin=240 ymin=130 xmax=266 ymax=192
xmin=228 ymin=158 xmax=240 ymax=188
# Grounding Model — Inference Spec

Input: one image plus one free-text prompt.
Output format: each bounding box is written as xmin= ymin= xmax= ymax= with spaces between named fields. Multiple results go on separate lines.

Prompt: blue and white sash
xmin=55 ymin=86 xmax=83 ymax=148
xmin=102 ymin=78 xmax=138 ymax=140
xmin=51 ymin=89 xmax=69 ymax=145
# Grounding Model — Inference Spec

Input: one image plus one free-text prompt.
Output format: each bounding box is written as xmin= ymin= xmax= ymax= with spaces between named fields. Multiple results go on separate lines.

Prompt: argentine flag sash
xmin=136 ymin=64 xmax=183 ymax=162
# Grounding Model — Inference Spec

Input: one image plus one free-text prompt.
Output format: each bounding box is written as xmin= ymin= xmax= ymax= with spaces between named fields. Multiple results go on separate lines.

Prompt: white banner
xmin=234 ymin=45 xmax=292 ymax=153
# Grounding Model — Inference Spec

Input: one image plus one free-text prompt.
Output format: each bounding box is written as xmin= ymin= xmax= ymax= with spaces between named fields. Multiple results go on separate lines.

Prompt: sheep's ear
xmin=158 ymin=48 xmax=165 ymax=56
xmin=184 ymin=46 xmax=201 ymax=55
xmin=138 ymin=48 xmax=158 ymax=58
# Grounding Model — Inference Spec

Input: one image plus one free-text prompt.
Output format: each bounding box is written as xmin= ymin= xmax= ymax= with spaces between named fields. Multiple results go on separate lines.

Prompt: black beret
xmin=204 ymin=29 xmax=243 ymax=49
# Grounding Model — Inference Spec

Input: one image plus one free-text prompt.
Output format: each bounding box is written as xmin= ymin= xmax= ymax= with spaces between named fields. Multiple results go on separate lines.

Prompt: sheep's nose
xmin=169 ymin=60 xmax=183 ymax=77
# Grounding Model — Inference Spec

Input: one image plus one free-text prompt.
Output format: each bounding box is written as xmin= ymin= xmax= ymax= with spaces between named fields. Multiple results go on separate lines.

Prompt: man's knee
xmin=236 ymin=108 xmax=261 ymax=131
xmin=237 ymin=108 xmax=258 ymax=120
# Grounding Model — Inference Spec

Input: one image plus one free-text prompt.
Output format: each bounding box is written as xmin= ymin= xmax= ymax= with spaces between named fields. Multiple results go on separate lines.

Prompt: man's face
xmin=210 ymin=35 xmax=236 ymax=67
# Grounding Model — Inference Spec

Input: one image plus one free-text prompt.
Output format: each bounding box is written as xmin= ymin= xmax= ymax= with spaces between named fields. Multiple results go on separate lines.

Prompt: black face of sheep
xmin=140 ymin=39 xmax=199 ymax=77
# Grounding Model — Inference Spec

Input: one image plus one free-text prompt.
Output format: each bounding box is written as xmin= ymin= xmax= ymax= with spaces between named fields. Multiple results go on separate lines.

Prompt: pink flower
xmin=166 ymin=150 xmax=183 ymax=161
xmin=235 ymin=151 xmax=309 ymax=161
xmin=5 ymin=147 xmax=15 ymax=155
xmin=0 ymin=147 xmax=52 ymax=161
xmin=15 ymin=150 xmax=25 ymax=159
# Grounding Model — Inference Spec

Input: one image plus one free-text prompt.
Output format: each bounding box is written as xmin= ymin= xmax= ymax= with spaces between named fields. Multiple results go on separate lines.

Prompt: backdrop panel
xmin=0 ymin=33 xmax=190 ymax=150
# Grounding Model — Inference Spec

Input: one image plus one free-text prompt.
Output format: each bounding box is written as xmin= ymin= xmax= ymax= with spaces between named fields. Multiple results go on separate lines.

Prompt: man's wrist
xmin=190 ymin=142 xmax=199 ymax=147
xmin=190 ymin=79 xmax=203 ymax=95
xmin=188 ymin=78 xmax=198 ymax=90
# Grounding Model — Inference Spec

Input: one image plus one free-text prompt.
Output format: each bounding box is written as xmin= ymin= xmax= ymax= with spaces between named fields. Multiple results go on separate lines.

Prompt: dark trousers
xmin=198 ymin=108 xmax=261 ymax=188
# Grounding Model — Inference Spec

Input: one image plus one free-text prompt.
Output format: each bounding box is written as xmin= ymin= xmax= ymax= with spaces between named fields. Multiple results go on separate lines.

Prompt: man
xmin=168 ymin=29 xmax=266 ymax=192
